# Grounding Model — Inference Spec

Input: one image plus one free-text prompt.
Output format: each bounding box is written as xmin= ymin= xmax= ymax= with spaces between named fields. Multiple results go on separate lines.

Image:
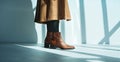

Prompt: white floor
xmin=0 ymin=44 xmax=120 ymax=62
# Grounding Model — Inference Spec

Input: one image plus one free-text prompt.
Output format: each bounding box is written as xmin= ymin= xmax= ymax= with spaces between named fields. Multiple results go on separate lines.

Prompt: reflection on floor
xmin=0 ymin=44 xmax=120 ymax=62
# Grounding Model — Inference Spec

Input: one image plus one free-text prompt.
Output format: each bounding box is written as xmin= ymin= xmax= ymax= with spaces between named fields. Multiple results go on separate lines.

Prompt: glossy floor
xmin=0 ymin=44 xmax=120 ymax=62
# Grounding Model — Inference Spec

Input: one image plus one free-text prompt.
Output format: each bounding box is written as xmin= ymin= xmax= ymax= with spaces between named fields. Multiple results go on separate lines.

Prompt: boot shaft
xmin=46 ymin=32 xmax=53 ymax=39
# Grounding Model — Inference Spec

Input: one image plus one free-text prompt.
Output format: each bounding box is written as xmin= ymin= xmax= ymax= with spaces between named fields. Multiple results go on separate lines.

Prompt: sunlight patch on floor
xmin=69 ymin=45 xmax=120 ymax=58
xmin=17 ymin=44 xmax=100 ymax=59
xmin=86 ymin=60 xmax=105 ymax=62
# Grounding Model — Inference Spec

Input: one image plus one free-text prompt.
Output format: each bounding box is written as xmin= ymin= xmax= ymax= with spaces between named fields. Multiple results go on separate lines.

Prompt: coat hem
xmin=34 ymin=19 xmax=71 ymax=24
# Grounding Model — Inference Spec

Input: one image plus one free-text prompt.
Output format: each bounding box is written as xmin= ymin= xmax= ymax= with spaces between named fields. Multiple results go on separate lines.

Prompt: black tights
xmin=47 ymin=20 xmax=59 ymax=32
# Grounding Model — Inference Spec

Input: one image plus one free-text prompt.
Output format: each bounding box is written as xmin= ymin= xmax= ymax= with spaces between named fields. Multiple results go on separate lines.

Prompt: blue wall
xmin=0 ymin=0 xmax=37 ymax=43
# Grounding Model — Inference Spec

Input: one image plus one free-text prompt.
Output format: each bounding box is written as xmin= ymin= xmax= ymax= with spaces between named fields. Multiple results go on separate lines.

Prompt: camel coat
xmin=34 ymin=0 xmax=71 ymax=24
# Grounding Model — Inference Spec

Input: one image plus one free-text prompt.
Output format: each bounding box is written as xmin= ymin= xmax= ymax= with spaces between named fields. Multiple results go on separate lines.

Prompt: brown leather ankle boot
xmin=44 ymin=32 xmax=53 ymax=48
xmin=52 ymin=32 xmax=75 ymax=49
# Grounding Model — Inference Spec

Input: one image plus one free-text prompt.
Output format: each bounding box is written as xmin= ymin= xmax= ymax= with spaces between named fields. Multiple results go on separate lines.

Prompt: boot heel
xmin=50 ymin=45 xmax=57 ymax=49
xmin=44 ymin=43 xmax=50 ymax=48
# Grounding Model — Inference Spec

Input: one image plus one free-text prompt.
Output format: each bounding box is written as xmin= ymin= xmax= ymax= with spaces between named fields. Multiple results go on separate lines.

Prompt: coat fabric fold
xmin=34 ymin=0 xmax=71 ymax=24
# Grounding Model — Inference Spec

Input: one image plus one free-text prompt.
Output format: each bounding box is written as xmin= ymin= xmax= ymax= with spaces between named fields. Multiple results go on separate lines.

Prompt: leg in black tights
xmin=47 ymin=20 xmax=59 ymax=32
